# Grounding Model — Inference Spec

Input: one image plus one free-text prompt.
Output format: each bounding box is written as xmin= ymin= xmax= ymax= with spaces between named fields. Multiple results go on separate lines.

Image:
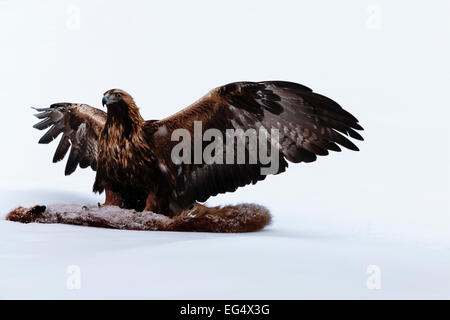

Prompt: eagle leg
xmin=103 ymin=189 xmax=123 ymax=207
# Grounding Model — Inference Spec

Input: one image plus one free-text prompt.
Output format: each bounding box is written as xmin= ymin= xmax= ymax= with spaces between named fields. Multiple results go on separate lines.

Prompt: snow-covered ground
xmin=0 ymin=188 xmax=448 ymax=299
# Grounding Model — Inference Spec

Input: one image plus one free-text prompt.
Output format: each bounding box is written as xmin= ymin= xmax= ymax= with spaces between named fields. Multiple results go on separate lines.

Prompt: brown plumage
xmin=6 ymin=203 xmax=271 ymax=233
xmin=33 ymin=81 xmax=364 ymax=217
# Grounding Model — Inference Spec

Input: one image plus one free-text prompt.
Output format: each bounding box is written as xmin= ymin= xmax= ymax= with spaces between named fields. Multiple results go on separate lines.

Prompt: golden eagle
xmin=33 ymin=81 xmax=363 ymax=217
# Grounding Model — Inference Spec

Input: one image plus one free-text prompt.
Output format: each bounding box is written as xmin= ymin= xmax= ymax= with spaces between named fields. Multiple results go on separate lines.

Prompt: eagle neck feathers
xmin=105 ymin=100 xmax=144 ymax=137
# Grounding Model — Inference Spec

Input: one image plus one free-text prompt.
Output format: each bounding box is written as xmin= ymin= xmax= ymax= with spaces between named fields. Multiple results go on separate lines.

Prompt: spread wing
xmin=33 ymin=103 xmax=106 ymax=175
xmin=148 ymin=81 xmax=364 ymax=207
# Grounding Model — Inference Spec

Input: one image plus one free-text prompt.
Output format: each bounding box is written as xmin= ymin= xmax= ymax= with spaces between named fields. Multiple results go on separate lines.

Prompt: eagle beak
xmin=102 ymin=95 xmax=110 ymax=107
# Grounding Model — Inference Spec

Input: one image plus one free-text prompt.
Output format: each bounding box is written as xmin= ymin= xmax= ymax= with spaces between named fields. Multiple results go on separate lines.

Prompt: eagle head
xmin=102 ymin=89 xmax=134 ymax=108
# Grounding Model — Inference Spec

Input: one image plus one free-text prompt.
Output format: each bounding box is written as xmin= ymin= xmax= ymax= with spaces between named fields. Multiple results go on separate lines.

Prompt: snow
xmin=0 ymin=189 xmax=449 ymax=299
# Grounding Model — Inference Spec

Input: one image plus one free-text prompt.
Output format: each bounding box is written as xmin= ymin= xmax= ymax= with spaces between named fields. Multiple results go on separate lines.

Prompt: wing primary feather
xmin=331 ymin=131 xmax=360 ymax=151
xmin=351 ymin=122 xmax=364 ymax=131
xmin=34 ymin=111 xmax=52 ymax=119
xmin=53 ymin=135 xmax=71 ymax=163
xmin=33 ymin=118 xmax=54 ymax=130
xmin=65 ymin=147 xmax=80 ymax=176
xmin=32 ymin=107 xmax=52 ymax=112
xmin=347 ymin=128 xmax=364 ymax=140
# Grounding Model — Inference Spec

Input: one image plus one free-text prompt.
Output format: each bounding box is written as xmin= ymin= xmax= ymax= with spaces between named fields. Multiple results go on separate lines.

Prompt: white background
xmin=0 ymin=0 xmax=449 ymax=299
